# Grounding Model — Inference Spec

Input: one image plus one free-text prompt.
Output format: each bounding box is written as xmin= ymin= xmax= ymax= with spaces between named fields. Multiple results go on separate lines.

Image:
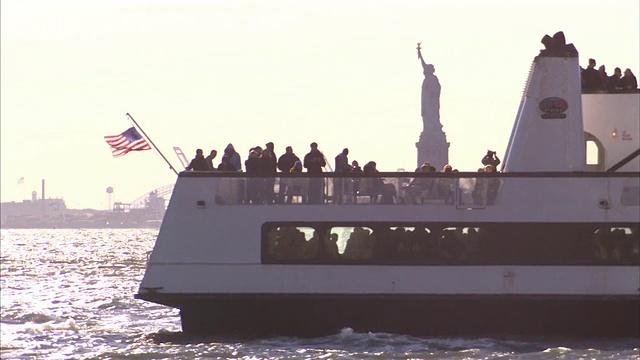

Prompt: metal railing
xmin=178 ymin=171 xmax=640 ymax=208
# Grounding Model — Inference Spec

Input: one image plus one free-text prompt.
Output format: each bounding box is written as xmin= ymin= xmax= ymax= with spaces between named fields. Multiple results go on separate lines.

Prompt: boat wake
xmin=144 ymin=327 xmax=640 ymax=358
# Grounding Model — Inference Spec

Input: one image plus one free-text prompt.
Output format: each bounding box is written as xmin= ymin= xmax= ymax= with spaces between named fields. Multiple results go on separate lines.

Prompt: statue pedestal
xmin=416 ymin=130 xmax=449 ymax=171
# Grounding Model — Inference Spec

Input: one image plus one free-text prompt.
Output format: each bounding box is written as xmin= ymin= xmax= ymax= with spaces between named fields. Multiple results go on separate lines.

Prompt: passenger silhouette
xmin=186 ymin=149 xmax=208 ymax=171
xmin=224 ymin=144 xmax=242 ymax=171
xmin=262 ymin=142 xmax=277 ymax=204
xmin=620 ymin=68 xmax=638 ymax=90
xmin=287 ymin=160 xmax=307 ymax=204
xmin=303 ymin=142 xmax=326 ymax=204
xmin=350 ymin=160 xmax=363 ymax=196
xmin=597 ymin=65 xmax=608 ymax=90
xmin=277 ymin=146 xmax=300 ymax=173
xmin=481 ymin=150 xmax=501 ymax=169
xmin=205 ymin=149 xmax=218 ymax=171
xmin=277 ymin=146 xmax=301 ymax=203
xmin=582 ymin=58 xmax=601 ymax=91
xmin=217 ymin=155 xmax=235 ymax=171
xmin=437 ymin=164 xmax=454 ymax=205
xmin=607 ymin=67 xmax=622 ymax=91
xmin=245 ymin=147 xmax=263 ymax=204
xmin=403 ymin=163 xmax=434 ymax=205
xmin=334 ymin=148 xmax=350 ymax=204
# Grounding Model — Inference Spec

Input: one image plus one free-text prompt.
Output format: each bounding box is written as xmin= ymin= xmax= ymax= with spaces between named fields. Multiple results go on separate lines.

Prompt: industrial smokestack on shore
xmin=41 ymin=179 xmax=45 ymax=214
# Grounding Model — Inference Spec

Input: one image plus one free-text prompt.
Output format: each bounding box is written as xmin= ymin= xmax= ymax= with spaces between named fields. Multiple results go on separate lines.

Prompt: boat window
xmin=586 ymin=141 xmax=599 ymax=165
xmin=261 ymin=222 xmax=639 ymax=266
xmin=265 ymin=226 xmax=319 ymax=261
xmin=590 ymin=227 xmax=640 ymax=263
xmin=438 ymin=227 xmax=484 ymax=261
xmin=584 ymin=132 xmax=605 ymax=171
xmin=330 ymin=226 xmax=375 ymax=261
xmin=376 ymin=226 xmax=432 ymax=262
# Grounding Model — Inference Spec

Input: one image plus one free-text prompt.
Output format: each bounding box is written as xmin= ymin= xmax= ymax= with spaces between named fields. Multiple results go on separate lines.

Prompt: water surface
xmin=1 ymin=229 xmax=638 ymax=359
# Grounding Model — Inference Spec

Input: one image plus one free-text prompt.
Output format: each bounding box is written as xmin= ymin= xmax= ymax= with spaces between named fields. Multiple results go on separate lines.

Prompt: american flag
xmin=104 ymin=127 xmax=151 ymax=157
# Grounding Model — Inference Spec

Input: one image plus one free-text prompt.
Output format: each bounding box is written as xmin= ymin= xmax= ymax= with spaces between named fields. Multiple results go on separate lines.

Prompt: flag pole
xmin=126 ymin=113 xmax=179 ymax=175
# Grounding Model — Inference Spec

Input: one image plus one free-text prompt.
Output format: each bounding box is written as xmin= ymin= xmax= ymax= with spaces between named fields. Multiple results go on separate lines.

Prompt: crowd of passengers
xmin=266 ymin=226 xmax=488 ymax=263
xmin=266 ymin=225 xmax=639 ymax=265
xmin=186 ymin=142 xmax=502 ymax=206
xmin=581 ymin=59 xmax=638 ymax=92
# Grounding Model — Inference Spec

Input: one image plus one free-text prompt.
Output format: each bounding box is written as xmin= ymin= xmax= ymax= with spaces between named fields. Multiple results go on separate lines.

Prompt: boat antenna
xmin=126 ymin=113 xmax=179 ymax=175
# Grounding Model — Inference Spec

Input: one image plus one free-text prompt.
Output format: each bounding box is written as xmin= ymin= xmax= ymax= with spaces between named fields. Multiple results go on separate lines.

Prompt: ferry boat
xmin=135 ymin=32 xmax=640 ymax=338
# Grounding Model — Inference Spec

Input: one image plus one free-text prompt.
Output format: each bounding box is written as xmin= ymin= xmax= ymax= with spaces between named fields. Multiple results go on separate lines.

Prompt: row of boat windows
xmin=261 ymin=223 xmax=640 ymax=265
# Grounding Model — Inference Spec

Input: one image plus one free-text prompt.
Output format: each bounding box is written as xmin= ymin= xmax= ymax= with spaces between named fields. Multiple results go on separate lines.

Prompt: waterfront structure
xmin=0 ymin=184 xmax=170 ymax=229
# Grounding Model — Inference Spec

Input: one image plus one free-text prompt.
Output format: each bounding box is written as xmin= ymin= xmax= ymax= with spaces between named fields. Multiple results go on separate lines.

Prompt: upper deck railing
xmin=179 ymin=171 xmax=640 ymax=208
xmin=582 ymin=88 xmax=640 ymax=94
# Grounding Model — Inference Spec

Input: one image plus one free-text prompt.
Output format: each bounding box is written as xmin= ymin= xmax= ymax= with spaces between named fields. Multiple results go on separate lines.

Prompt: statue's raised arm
xmin=417 ymin=43 xmax=427 ymax=70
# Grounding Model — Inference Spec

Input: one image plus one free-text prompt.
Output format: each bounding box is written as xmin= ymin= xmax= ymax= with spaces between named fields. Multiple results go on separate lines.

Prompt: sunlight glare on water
xmin=1 ymin=229 xmax=639 ymax=359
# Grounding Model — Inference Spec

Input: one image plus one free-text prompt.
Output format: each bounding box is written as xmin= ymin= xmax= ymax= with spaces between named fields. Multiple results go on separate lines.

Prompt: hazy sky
xmin=1 ymin=0 xmax=638 ymax=210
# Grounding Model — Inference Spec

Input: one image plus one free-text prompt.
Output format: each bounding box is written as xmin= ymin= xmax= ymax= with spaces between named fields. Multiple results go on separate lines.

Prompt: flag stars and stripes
xmin=104 ymin=127 xmax=151 ymax=157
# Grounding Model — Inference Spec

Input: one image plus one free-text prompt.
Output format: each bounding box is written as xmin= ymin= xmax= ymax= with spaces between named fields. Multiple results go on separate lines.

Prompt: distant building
xmin=1 ymin=186 xmax=169 ymax=229
xmin=1 ymin=197 xmax=67 ymax=224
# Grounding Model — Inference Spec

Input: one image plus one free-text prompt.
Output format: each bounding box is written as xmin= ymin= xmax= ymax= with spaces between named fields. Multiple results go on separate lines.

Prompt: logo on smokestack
xmin=539 ymin=97 xmax=568 ymax=119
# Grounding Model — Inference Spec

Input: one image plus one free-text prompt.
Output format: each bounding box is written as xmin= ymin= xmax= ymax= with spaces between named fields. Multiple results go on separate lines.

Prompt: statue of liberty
xmin=417 ymin=43 xmax=442 ymax=133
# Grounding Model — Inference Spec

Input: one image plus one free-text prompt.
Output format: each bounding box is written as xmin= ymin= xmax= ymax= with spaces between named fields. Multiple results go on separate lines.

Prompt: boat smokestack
xmin=502 ymin=31 xmax=585 ymax=172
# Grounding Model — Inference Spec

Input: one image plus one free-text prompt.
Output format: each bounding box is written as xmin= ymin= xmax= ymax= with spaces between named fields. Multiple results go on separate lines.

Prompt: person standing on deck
xmin=224 ymin=143 xmax=242 ymax=171
xmin=278 ymin=146 xmax=301 ymax=173
xmin=303 ymin=142 xmax=326 ymax=204
xmin=277 ymin=146 xmax=301 ymax=203
xmin=334 ymin=148 xmax=351 ymax=204
xmin=481 ymin=150 xmax=501 ymax=169
xmin=620 ymin=68 xmax=638 ymax=90
xmin=245 ymin=147 xmax=263 ymax=204
xmin=186 ymin=149 xmax=208 ymax=171
xmin=262 ymin=142 xmax=278 ymax=204
xmin=205 ymin=149 xmax=218 ymax=171
xmin=582 ymin=58 xmax=601 ymax=91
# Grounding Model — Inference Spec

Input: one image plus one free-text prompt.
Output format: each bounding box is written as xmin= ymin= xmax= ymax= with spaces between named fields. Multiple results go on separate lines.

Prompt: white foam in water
xmin=27 ymin=318 xmax=79 ymax=333
xmin=543 ymin=346 xmax=572 ymax=354
xmin=339 ymin=327 xmax=354 ymax=336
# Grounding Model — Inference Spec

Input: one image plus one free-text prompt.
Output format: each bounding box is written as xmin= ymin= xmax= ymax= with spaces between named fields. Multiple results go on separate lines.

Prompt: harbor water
xmin=1 ymin=229 xmax=638 ymax=359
